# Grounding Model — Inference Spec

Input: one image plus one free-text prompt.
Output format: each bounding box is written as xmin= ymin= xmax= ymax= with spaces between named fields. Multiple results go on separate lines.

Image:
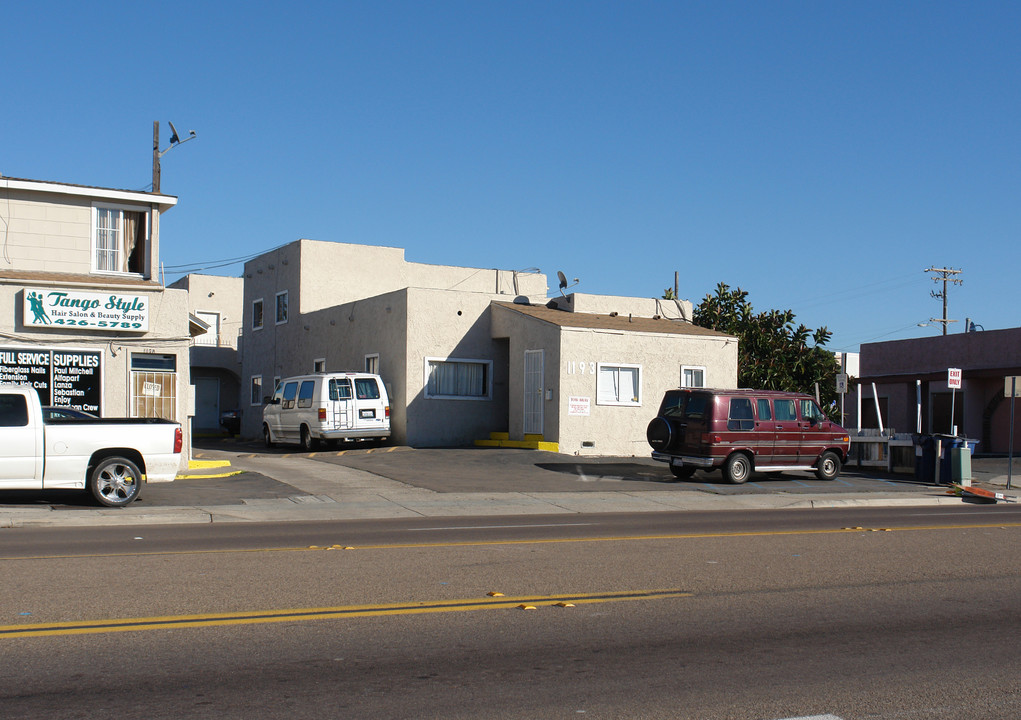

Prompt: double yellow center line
xmin=0 ymin=589 xmax=692 ymax=639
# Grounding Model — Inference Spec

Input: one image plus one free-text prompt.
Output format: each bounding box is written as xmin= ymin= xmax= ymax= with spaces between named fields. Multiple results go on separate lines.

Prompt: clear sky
xmin=3 ymin=1 xmax=1018 ymax=352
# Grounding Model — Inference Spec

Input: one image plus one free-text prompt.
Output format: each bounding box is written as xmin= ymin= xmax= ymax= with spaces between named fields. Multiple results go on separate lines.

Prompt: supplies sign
xmin=0 ymin=347 xmax=102 ymax=413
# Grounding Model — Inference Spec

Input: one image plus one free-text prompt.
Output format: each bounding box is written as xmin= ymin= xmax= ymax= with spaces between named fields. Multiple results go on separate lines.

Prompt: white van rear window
xmin=355 ymin=378 xmax=380 ymax=400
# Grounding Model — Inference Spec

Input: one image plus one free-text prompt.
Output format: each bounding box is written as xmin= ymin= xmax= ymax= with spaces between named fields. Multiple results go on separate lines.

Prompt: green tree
xmin=693 ymin=282 xmax=841 ymax=412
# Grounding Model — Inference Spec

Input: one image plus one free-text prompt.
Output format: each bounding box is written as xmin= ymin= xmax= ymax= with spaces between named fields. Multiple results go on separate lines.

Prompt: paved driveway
xmin=306 ymin=445 xmax=935 ymax=496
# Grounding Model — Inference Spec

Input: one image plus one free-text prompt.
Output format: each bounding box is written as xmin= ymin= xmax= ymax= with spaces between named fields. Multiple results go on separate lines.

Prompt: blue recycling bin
xmin=913 ymin=435 xmax=936 ymax=483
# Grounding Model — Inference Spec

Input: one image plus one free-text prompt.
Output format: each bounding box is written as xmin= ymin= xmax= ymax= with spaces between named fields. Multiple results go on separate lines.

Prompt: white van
xmin=262 ymin=373 xmax=391 ymax=450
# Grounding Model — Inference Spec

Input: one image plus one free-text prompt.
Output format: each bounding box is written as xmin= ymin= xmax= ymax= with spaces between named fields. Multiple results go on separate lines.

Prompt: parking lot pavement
xmin=306 ymin=445 xmax=944 ymax=496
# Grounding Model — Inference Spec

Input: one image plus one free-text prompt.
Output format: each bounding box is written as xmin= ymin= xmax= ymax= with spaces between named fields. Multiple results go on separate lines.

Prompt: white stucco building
xmin=239 ymin=239 xmax=738 ymax=456
xmin=0 ymin=176 xmax=192 ymax=465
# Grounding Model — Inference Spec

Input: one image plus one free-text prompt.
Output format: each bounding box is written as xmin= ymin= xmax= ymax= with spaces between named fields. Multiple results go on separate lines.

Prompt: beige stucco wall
xmin=0 ymin=190 xmax=93 ymax=274
xmin=0 ymin=180 xmax=190 ymax=467
xmin=0 ymin=282 xmax=192 ymax=464
xmin=492 ymin=303 xmax=739 ymax=456
xmin=555 ymin=327 xmax=737 ymax=456
xmin=402 ymin=288 xmax=509 ymax=447
xmin=551 ymin=293 xmax=693 ymax=322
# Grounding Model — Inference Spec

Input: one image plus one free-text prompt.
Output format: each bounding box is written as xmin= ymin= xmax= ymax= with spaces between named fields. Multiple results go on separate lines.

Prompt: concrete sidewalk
xmin=1 ymin=446 xmax=1017 ymax=529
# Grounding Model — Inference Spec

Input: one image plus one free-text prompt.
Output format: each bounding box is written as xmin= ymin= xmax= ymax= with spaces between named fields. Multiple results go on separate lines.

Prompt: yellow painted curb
xmin=188 ymin=459 xmax=231 ymax=469
xmin=175 ymin=470 xmax=244 ymax=480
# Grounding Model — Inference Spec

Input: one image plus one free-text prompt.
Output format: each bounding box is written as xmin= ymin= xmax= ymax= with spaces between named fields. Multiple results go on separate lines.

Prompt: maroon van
xmin=647 ymin=388 xmax=850 ymax=484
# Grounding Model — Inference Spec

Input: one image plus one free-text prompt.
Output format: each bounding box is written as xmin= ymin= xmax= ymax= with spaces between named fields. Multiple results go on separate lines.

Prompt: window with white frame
xmin=681 ymin=365 xmax=706 ymax=388
xmin=313 ymin=358 xmax=326 ymax=373
xmin=424 ymin=357 xmax=491 ymax=400
xmin=596 ymin=363 xmax=642 ymax=406
xmin=365 ymin=354 xmax=379 ymax=374
xmin=275 ymin=291 xmax=288 ymax=324
xmin=252 ymin=299 xmax=264 ymax=330
xmin=93 ymin=204 xmax=149 ymax=275
xmin=250 ymin=375 xmax=263 ymax=406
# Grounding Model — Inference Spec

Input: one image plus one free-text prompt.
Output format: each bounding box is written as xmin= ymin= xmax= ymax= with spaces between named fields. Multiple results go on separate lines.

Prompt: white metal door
xmin=523 ymin=350 xmax=544 ymax=435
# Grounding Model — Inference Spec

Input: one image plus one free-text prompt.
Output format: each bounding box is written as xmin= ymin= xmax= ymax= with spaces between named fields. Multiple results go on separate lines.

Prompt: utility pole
xmin=152 ymin=121 xmax=161 ymax=194
xmin=924 ymin=266 xmax=963 ymax=335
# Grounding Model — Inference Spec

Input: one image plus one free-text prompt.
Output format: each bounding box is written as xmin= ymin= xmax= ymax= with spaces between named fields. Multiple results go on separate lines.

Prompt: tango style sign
xmin=24 ymin=289 xmax=149 ymax=332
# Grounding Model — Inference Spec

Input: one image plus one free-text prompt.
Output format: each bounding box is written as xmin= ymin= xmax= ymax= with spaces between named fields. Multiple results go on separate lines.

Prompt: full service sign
xmin=24 ymin=289 xmax=149 ymax=332
xmin=0 ymin=347 xmax=102 ymax=413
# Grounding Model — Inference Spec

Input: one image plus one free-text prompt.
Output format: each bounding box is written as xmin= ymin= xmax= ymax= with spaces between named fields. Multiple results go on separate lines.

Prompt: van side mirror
xmin=264 ymin=396 xmax=279 ymax=405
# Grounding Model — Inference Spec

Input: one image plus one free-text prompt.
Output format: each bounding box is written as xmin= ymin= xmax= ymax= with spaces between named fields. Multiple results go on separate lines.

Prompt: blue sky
xmin=4 ymin=1 xmax=1018 ymax=352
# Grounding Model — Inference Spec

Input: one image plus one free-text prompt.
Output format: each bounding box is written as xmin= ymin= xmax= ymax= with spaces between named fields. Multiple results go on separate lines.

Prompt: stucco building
xmin=859 ymin=328 xmax=1021 ymax=453
xmin=0 ymin=176 xmax=192 ymax=465
xmin=240 ymin=239 xmax=738 ymax=455
xmin=168 ymin=273 xmax=243 ymax=435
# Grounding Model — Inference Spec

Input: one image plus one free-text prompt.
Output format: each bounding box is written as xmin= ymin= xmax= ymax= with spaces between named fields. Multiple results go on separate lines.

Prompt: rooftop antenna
xmin=556 ymin=270 xmax=579 ymax=297
xmin=152 ymin=120 xmax=197 ymax=193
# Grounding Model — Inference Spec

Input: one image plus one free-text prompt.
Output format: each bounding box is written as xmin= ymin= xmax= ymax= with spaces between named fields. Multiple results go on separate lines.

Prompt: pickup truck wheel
xmin=89 ymin=457 xmax=142 ymax=507
xmin=263 ymin=424 xmax=274 ymax=448
xmin=816 ymin=451 xmax=842 ymax=481
xmin=669 ymin=465 xmax=696 ymax=480
xmin=723 ymin=453 xmax=752 ymax=484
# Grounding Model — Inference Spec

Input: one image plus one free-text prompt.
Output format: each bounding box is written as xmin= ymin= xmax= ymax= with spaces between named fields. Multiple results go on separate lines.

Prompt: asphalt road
xmin=2 ymin=506 xmax=1019 ymax=719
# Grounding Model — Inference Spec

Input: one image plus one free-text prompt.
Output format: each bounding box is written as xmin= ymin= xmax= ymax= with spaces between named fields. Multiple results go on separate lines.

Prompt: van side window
xmin=800 ymin=399 xmax=825 ymax=422
xmin=728 ymin=398 xmax=754 ymax=431
xmin=330 ymin=379 xmax=352 ymax=400
xmin=355 ymin=378 xmax=380 ymax=400
xmin=0 ymin=394 xmax=29 ymax=427
xmin=297 ymin=381 xmax=315 ymax=409
xmin=774 ymin=399 xmax=796 ymax=421
xmin=757 ymin=399 xmax=772 ymax=421
xmin=282 ymin=382 xmax=299 ymax=410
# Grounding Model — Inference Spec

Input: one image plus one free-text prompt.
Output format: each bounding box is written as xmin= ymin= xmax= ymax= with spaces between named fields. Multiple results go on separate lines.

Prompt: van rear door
xmin=329 ymin=378 xmax=353 ymax=431
xmin=352 ymin=377 xmax=386 ymax=433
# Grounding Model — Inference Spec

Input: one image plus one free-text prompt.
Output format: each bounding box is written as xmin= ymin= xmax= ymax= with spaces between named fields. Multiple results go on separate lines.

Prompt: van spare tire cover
xmin=646 ymin=417 xmax=674 ymax=451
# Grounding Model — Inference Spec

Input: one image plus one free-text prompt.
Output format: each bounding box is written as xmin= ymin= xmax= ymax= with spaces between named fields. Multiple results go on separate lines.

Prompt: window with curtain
xmin=596 ymin=364 xmax=641 ymax=406
xmin=94 ymin=205 xmax=147 ymax=275
xmin=425 ymin=358 xmax=491 ymax=399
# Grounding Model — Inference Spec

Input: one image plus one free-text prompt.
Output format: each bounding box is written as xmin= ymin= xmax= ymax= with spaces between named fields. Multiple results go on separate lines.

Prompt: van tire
xmin=263 ymin=424 xmax=274 ymax=448
xmin=816 ymin=451 xmax=842 ymax=481
xmin=723 ymin=453 xmax=752 ymax=484
xmin=300 ymin=426 xmax=319 ymax=451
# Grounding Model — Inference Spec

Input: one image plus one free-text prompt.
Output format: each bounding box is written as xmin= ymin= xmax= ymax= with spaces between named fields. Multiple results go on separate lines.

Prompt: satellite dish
xmin=168 ymin=121 xmax=181 ymax=145
xmin=555 ymin=270 xmax=579 ymax=297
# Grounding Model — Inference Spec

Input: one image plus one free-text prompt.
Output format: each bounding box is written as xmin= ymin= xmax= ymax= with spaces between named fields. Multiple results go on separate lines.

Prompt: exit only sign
xmin=948 ymin=368 xmax=962 ymax=389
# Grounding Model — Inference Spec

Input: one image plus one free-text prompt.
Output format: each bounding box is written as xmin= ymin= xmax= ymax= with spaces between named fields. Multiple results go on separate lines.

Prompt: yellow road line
xmin=3 ymin=522 xmax=1019 ymax=562
xmin=0 ymin=589 xmax=691 ymax=638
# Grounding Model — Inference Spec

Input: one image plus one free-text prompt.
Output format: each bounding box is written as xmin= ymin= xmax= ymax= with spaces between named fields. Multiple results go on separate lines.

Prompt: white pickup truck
xmin=0 ymin=385 xmax=182 ymax=507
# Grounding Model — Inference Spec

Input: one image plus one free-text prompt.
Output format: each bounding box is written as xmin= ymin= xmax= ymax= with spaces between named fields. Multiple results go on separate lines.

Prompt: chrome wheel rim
xmin=97 ymin=463 xmax=137 ymax=503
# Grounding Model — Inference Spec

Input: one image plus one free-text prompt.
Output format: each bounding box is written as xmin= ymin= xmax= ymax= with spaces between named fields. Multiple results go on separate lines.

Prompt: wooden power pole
xmin=925 ymin=266 xmax=963 ymax=335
